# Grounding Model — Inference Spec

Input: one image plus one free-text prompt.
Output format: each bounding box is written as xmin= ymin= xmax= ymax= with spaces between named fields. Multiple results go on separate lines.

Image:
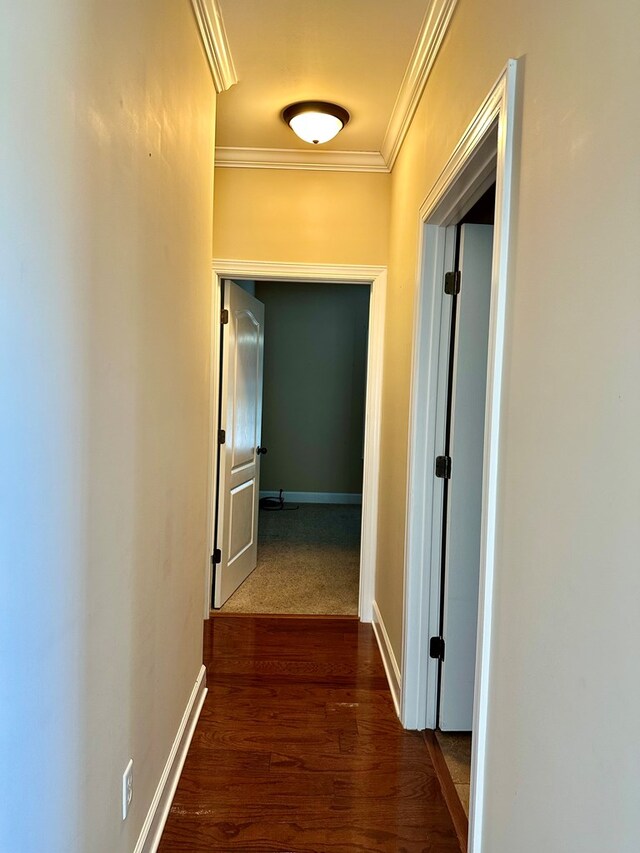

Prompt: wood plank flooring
xmin=158 ymin=615 xmax=462 ymax=853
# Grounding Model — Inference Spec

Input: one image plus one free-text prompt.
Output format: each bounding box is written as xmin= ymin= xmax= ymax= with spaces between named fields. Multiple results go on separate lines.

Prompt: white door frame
xmin=401 ymin=59 xmax=518 ymax=852
xmin=204 ymin=260 xmax=387 ymax=623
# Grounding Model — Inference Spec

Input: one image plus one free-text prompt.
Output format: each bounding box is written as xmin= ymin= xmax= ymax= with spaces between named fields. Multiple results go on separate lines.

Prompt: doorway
xmin=204 ymin=260 xmax=387 ymax=623
xmin=433 ymin=185 xmax=496 ymax=817
xmin=401 ymin=60 xmax=518 ymax=853
xmin=216 ymin=278 xmax=370 ymax=615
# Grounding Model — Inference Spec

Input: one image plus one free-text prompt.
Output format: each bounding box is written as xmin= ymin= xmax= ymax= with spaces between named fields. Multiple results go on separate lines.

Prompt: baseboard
xmin=259 ymin=490 xmax=362 ymax=505
xmin=371 ymin=600 xmax=402 ymax=718
xmin=134 ymin=665 xmax=207 ymax=853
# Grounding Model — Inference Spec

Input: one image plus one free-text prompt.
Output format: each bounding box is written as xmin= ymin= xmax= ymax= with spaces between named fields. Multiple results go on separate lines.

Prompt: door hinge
xmin=435 ymin=455 xmax=452 ymax=479
xmin=444 ymin=270 xmax=461 ymax=295
xmin=218 ymin=429 xmax=226 ymax=445
xmin=220 ymin=308 xmax=229 ymax=324
xmin=429 ymin=636 xmax=445 ymax=660
xmin=212 ymin=548 xmax=222 ymax=565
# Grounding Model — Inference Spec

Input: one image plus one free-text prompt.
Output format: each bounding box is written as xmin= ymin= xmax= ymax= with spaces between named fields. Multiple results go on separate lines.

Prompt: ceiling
xmin=216 ymin=0 xmax=432 ymax=156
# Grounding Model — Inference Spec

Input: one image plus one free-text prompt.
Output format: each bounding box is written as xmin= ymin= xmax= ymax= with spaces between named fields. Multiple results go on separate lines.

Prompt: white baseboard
xmin=372 ymin=600 xmax=402 ymax=719
xmin=134 ymin=665 xmax=207 ymax=853
xmin=259 ymin=490 xmax=362 ymax=505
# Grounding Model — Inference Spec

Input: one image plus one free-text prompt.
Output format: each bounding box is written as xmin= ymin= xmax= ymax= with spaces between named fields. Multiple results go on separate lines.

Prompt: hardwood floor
xmin=158 ymin=615 xmax=462 ymax=852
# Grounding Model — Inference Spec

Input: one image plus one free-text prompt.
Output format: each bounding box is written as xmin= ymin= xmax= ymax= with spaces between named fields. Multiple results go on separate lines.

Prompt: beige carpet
xmin=220 ymin=503 xmax=361 ymax=615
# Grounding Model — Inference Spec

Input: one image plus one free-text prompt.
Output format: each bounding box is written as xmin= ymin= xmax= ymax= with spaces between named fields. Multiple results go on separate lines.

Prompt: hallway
xmin=158 ymin=616 xmax=462 ymax=852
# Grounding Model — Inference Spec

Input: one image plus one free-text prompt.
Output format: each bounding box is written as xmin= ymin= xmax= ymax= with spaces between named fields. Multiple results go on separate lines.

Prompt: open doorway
xmin=205 ymin=260 xmax=387 ymax=624
xmin=433 ymin=184 xmax=496 ymax=817
xmin=217 ymin=278 xmax=370 ymax=615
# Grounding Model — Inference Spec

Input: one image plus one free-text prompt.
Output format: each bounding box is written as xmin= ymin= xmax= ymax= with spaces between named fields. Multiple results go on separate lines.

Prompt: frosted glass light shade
xmin=282 ymin=101 xmax=350 ymax=145
xmin=289 ymin=111 xmax=344 ymax=144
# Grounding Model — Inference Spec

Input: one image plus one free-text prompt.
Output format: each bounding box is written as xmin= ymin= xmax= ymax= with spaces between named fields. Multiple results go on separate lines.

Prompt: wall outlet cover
xmin=122 ymin=759 xmax=133 ymax=821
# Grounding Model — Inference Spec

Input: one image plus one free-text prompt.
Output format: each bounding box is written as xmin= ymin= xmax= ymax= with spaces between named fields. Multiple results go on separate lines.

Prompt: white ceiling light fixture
xmin=282 ymin=101 xmax=350 ymax=145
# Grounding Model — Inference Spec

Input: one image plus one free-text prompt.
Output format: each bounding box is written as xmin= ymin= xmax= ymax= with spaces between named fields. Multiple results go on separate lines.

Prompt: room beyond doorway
xmin=207 ymin=261 xmax=386 ymax=621
xmin=219 ymin=278 xmax=369 ymax=616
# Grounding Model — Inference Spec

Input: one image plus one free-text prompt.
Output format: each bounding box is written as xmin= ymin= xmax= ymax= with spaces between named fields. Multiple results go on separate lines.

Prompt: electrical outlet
xmin=122 ymin=759 xmax=133 ymax=821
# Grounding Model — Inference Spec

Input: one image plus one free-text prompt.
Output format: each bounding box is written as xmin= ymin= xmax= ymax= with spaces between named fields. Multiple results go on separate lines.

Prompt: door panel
xmin=228 ymin=480 xmax=255 ymax=562
xmin=439 ymin=224 xmax=493 ymax=731
xmin=214 ymin=281 xmax=265 ymax=608
xmin=232 ymin=310 xmax=261 ymax=470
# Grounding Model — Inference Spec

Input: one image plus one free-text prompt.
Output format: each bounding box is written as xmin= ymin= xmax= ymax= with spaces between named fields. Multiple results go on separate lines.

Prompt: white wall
xmin=0 ymin=2 xmax=215 ymax=851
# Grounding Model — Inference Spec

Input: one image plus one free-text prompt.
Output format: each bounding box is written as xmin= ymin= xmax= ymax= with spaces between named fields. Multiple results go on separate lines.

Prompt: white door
xmin=214 ymin=281 xmax=265 ymax=608
xmin=439 ymin=224 xmax=493 ymax=731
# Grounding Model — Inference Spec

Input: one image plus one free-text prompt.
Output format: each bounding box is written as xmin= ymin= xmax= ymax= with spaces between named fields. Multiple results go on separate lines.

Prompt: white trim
xmin=400 ymin=60 xmax=518 ymax=853
xmin=468 ymin=61 xmax=517 ymax=853
xmin=401 ymin=224 xmax=456 ymax=730
xmin=190 ymin=0 xmax=238 ymax=93
xmin=372 ymin=600 xmax=402 ymax=718
xmin=215 ymin=147 xmax=389 ymax=173
xmin=381 ymin=0 xmax=458 ymax=169
xmin=208 ymin=260 xmax=386 ymax=625
xmin=358 ymin=263 xmax=386 ymax=624
xmin=260 ymin=491 xmax=362 ymax=505
xmin=204 ymin=269 xmax=222 ymax=618
xmin=212 ymin=259 xmax=386 ymax=284
xmin=133 ymin=666 xmax=207 ymax=853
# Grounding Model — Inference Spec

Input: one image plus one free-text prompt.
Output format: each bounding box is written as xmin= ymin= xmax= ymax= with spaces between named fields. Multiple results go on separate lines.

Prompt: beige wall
xmin=0 ymin=3 xmax=215 ymax=852
xmin=377 ymin=0 xmax=640 ymax=850
xmin=255 ymin=281 xmax=370 ymax=494
xmin=213 ymin=167 xmax=390 ymax=265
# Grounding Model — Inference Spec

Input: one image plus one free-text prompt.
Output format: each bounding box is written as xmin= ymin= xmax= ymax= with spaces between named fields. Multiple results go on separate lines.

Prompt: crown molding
xmin=381 ymin=0 xmax=458 ymax=169
xmin=190 ymin=0 xmax=238 ymax=92
xmin=214 ymin=146 xmax=389 ymax=173
xmin=209 ymin=0 xmax=457 ymax=171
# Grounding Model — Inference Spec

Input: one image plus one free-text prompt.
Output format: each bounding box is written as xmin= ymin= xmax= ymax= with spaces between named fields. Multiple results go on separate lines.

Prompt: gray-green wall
xmin=255 ymin=281 xmax=370 ymax=495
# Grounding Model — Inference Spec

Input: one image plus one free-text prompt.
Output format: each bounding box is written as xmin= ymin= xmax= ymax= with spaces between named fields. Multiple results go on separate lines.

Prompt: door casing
xmin=204 ymin=261 xmax=387 ymax=624
xmin=401 ymin=59 xmax=518 ymax=853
